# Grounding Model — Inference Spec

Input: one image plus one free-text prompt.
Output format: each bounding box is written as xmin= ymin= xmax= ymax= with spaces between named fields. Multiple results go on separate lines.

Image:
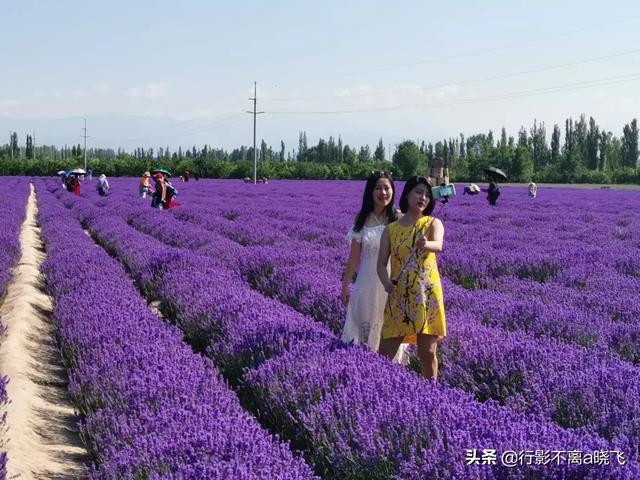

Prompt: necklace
xmin=371 ymin=211 xmax=386 ymax=226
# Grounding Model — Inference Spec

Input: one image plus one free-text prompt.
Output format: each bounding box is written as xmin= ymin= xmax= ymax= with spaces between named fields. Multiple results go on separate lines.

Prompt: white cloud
xmin=90 ymin=82 xmax=112 ymax=95
xmin=71 ymin=88 xmax=88 ymax=100
xmin=332 ymin=84 xmax=375 ymax=97
xmin=127 ymin=81 xmax=170 ymax=99
xmin=0 ymin=99 xmax=20 ymax=111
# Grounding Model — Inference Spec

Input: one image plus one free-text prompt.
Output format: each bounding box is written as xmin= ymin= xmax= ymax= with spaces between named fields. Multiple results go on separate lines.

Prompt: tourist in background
xmin=96 ymin=174 xmax=109 ymax=196
xmin=70 ymin=174 xmax=81 ymax=196
xmin=487 ymin=180 xmax=500 ymax=206
xmin=151 ymin=173 xmax=166 ymax=208
xmin=139 ymin=171 xmax=152 ymax=198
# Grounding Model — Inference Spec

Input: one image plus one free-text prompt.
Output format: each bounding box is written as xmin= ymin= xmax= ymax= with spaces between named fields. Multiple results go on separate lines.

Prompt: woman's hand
xmin=417 ymin=235 xmax=431 ymax=255
xmin=340 ymin=285 xmax=350 ymax=306
xmin=384 ymin=282 xmax=396 ymax=294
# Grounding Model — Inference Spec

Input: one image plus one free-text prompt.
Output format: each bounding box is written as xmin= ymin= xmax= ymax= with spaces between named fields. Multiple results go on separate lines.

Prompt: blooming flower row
xmin=36 ymin=181 xmax=317 ymax=479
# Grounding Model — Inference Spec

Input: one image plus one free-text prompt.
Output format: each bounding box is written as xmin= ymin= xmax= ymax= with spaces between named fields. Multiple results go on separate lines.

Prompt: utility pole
xmin=9 ymin=132 xmax=13 ymax=162
xmin=33 ymin=130 xmax=36 ymax=161
xmin=81 ymin=118 xmax=90 ymax=171
xmin=246 ymin=81 xmax=264 ymax=184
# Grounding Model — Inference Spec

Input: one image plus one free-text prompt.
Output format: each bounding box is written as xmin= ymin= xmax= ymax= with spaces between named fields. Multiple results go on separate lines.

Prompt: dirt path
xmin=0 ymin=184 xmax=89 ymax=479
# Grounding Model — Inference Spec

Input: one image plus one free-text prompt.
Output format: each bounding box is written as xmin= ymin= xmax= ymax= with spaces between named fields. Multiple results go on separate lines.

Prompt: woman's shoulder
xmin=424 ymin=215 xmax=444 ymax=229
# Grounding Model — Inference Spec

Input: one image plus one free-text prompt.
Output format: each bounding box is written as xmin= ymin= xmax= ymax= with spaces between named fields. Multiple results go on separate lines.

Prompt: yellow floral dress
xmin=382 ymin=216 xmax=446 ymax=343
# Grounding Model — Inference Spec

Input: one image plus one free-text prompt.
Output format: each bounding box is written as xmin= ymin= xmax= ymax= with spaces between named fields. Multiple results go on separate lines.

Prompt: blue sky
xmin=1 ymin=0 xmax=639 ymax=152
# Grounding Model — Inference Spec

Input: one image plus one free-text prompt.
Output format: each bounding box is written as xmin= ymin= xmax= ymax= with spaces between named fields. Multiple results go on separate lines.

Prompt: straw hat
xmin=143 ymin=171 xmax=151 ymax=177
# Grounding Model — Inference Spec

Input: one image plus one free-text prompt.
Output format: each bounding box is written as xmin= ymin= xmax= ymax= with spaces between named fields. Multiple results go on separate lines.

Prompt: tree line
xmin=0 ymin=114 xmax=637 ymax=183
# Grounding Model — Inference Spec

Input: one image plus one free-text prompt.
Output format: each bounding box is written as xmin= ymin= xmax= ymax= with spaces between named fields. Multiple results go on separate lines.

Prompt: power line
xmin=265 ymin=71 xmax=640 ymax=115
xmin=332 ymin=15 xmax=640 ymax=78
xmin=261 ymin=47 xmax=640 ymax=101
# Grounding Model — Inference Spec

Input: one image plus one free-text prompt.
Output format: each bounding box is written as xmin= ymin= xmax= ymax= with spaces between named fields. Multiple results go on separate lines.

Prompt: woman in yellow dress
xmin=377 ymin=176 xmax=446 ymax=380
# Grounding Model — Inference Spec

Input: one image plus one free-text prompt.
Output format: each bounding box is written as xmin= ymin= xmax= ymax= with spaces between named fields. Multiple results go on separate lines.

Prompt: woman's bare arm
xmin=340 ymin=240 xmax=362 ymax=305
xmin=377 ymin=227 xmax=394 ymax=293
xmin=417 ymin=218 xmax=444 ymax=253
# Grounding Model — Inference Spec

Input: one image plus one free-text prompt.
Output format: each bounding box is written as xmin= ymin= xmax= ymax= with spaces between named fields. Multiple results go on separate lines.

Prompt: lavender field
xmin=3 ymin=176 xmax=640 ymax=479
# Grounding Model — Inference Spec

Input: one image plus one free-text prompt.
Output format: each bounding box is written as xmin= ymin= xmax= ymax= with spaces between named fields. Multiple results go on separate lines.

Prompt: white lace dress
xmin=341 ymin=224 xmax=408 ymax=364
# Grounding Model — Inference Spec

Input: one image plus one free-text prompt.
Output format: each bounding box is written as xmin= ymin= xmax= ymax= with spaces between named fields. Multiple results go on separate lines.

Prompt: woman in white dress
xmin=340 ymin=171 xmax=408 ymax=363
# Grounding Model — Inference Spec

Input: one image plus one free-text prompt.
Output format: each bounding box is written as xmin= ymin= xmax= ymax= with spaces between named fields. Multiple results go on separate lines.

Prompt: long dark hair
xmin=353 ymin=171 xmax=398 ymax=232
xmin=399 ymin=176 xmax=435 ymax=215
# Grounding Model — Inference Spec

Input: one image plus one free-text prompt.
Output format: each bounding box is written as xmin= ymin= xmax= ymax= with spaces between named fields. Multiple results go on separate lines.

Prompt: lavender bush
xmin=41 ymin=177 xmax=640 ymax=477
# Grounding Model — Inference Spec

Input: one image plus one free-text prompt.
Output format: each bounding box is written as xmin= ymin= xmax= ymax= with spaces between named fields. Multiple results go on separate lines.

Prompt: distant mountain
xmin=0 ymin=113 xmax=422 ymax=154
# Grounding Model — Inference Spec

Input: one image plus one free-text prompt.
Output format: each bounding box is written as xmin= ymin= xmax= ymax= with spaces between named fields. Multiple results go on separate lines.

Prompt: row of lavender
xmin=50 ymin=179 xmax=640 ymax=476
xmin=0 ymin=178 xmax=31 ymax=479
xmin=94 ymin=178 xmax=640 ymax=461
xmin=35 ymin=181 xmax=317 ymax=479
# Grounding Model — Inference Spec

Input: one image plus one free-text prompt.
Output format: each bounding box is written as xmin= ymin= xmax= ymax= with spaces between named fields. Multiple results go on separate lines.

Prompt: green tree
xmin=511 ymin=146 xmax=533 ymax=182
xmin=343 ymin=145 xmax=357 ymax=165
xmin=564 ymin=118 xmax=573 ymax=153
xmin=530 ymin=120 xmax=548 ymax=170
xmin=621 ymin=118 xmax=638 ymax=168
xmin=374 ymin=138 xmax=385 ymax=162
xmin=517 ymin=127 xmax=528 ymax=148
xmin=25 ymin=135 xmax=34 ymax=159
xmin=393 ymin=140 xmax=425 ymax=179
xmin=559 ymin=149 xmax=581 ymax=182
xmin=599 ymin=130 xmax=609 ymax=170
xmin=358 ymin=145 xmax=371 ymax=163
xmin=550 ymin=124 xmax=561 ymax=164
xmin=297 ymin=131 xmax=308 ymax=161
xmin=260 ymin=139 xmax=268 ymax=162
xmin=572 ymin=114 xmax=588 ymax=167
xmin=10 ymin=132 xmax=18 ymax=158
xmin=500 ymin=127 xmax=507 ymax=147
xmin=585 ymin=117 xmax=600 ymax=170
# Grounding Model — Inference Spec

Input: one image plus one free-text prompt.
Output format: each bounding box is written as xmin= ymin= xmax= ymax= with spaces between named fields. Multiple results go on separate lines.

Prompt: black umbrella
xmin=484 ymin=166 xmax=507 ymax=181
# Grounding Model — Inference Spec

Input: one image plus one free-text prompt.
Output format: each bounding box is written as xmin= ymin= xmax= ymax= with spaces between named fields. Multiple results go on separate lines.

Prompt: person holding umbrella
xmin=487 ymin=180 xmax=500 ymax=206
xmin=376 ymin=176 xmax=446 ymax=380
xmin=69 ymin=172 xmax=82 ymax=196
xmin=484 ymin=166 xmax=506 ymax=206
